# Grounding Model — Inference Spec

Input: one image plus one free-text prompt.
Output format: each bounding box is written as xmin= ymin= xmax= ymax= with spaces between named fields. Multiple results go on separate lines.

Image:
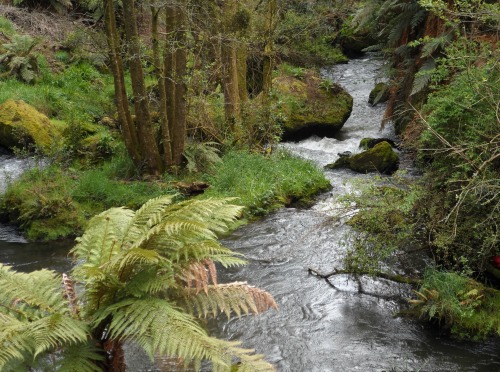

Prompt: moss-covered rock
xmin=272 ymin=70 xmax=353 ymax=140
xmin=359 ymin=137 xmax=398 ymax=150
xmin=326 ymin=141 xmax=399 ymax=174
xmin=368 ymin=82 xmax=389 ymax=106
xmin=0 ymin=99 xmax=59 ymax=152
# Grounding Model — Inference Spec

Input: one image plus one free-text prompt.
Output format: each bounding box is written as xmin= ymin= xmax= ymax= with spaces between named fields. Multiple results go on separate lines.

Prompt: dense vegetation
xmin=0 ymin=0 xmax=499 ymax=368
xmin=339 ymin=0 xmax=500 ymax=339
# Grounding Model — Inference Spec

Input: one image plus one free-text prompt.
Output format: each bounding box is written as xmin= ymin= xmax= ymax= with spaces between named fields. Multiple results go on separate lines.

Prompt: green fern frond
xmin=122 ymin=195 xmax=175 ymax=243
xmin=94 ymin=298 xmax=220 ymax=360
xmin=72 ymin=207 xmax=134 ymax=269
xmin=0 ymin=313 xmax=32 ymax=370
xmin=30 ymin=314 xmax=89 ymax=357
xmin=0 ymin=264 xmax=67 ymax=315
xmin=57 ymin=341 xmax=105 ymax=372
xmin=103 ymin=247 xmax=170 ymax=274
xmin=181 ymin=282 xmax=278 ymax=319
xmin=125 ymin=267 xmax=176 ymax=296
xmin=162 ymin=198 xmax=243 ymax=234
xmin=411 ymin=58 xmax=436 ymax=95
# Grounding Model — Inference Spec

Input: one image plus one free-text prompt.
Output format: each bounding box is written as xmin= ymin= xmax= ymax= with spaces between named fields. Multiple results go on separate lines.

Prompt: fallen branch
xmin=308 ymin=267 xmax=421 ymax=286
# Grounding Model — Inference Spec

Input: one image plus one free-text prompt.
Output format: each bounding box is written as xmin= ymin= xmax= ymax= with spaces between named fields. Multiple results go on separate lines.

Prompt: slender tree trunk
xmin=122 ymin=0 xmax=163 ymax=174
xmin=262 ymin=0 xmax=277 ymax=97
xmin=152 ymin=6 xmax=173 ymax=166
xmin=221 ymin=0 xmax=241 ymax=125
xmin=172 ymin=2 xmax=187 ymax=166
xmin=165 ymin=4 xmax=177 ymax=163
xmin=104 ymin=0 xmax=140 ymax=164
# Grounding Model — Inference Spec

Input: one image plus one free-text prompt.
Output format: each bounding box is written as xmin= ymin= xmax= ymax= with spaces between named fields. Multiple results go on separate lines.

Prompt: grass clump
xmin=411 ymin=269 xmax=500 ymax=340
xmin=204 ymin=150 xmax=330 ymax=217
xmin=0 ymin=165 xmax=84 ymax=241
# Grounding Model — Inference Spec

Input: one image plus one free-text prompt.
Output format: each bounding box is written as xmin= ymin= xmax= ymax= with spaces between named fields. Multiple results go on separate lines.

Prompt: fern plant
xmin=0 ymin=196 xmax=277 ymax=371
xmin=0 ymin=34 xmax=39 ymax=83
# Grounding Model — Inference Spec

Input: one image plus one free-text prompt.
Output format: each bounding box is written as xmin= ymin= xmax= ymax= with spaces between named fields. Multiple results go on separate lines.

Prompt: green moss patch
xmin=272 ymin=70 xmax=353 ymax=140
xmin=0 ymin=99 xmax=61 ymax=152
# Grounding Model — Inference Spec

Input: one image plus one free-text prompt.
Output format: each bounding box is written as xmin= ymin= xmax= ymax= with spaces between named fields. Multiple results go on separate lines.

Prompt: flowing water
xmin=0 ymin=58 xmax=499 ymax=371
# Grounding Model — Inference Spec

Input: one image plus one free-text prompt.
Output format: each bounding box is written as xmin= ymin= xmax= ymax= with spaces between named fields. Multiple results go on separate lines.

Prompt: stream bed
xmin=0 ymin=58 xmax=499 ymax=371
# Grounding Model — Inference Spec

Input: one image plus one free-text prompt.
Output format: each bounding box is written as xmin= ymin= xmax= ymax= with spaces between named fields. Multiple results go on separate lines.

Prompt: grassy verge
xmin=0 ymin=149 xmax=330 ymax=240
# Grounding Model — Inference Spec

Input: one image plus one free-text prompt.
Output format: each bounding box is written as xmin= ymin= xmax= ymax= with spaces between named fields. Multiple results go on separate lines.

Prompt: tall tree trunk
xmin=152 ymin=6 xmax=173 ymax=166
xmin=104 ymin=0 xmax=140 ymax=164
xmin=172 ymin=2 xmax=187 ymax=166
xmin=262 ymin=0 xmax=277 ymax=97
xmin=221 ymin=0 xmax=241 ymax=125
xmin=122 ymin=0 xmax=163 ymax=174
xmin=165 ymin=4 xmax=177 ymax=164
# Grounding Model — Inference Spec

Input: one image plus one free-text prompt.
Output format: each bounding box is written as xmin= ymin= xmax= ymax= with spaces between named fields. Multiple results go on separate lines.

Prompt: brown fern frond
xmin=62 ymin=273 xmax=79 ymax=316
xmin=182 ymin=282 xmax=278 ymax=319
xmin=181 ymin=259 xmax=218 ymax=294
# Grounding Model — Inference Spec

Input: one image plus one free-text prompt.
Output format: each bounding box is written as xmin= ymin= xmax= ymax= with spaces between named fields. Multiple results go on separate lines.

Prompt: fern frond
xmin=161 ymin=198 xmax=243 ymax=235
xmin=0 ymin=264 xmax=67 ymax=315
xmin=121 ymin=195 xmax=175 ymax=245
xmin=94 ymin=298 xmax=226 ymax=364
xmin=411 ymin=58 xmax=436 ymax=96
xmin=181 ymin=282 xmax=278 ymax=319
xmin=57 ymin=341 xmax=105 ymax=372
xmin=30 ymin=314 xmax=89 ymax=357
xmin=103 ymin=247 xmax=170 ymax=274
xmin=125 ymin=267 xmax=176 ymax=296
xmin=0 ymin=313 xmax=32 ymax=370
xmin=181 ymin=259 xmax=218 ymax=294
xmin=71 ymin=207 xmax=134 ymax=270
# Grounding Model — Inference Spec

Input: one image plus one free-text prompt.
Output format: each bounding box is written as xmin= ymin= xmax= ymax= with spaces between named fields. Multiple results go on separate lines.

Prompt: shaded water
xmin=0 ymin=59 xmax=499 ymax=371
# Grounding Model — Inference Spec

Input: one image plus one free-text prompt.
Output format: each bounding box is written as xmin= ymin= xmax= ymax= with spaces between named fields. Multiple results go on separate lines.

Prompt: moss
xmin=368 ymin=82 xmax=389 ymax=106
xmin=272 ymin=70 xmax=353 ymax=140
xmin=413 ymin=270 xmax=500 ymax=339
xmin=0 ymin=99 xmax=60 ymax=152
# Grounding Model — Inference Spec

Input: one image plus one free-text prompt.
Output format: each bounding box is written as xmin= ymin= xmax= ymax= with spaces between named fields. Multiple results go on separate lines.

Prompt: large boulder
xmin=0 ymin=99 xmax=58 ymax=152
xmin=326 ymin=141 xmax=399 ymax=175
xmin=273 ymin=71 xmax=353 ymax=140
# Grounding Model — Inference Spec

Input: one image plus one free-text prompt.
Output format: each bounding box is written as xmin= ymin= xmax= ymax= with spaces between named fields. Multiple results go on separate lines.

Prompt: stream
xmin=1 ymin=58 xmax=499 ymax=371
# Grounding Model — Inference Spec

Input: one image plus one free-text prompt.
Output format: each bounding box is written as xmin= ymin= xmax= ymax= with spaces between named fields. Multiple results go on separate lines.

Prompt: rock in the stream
xmin=368 ymin=82 xmax=389 ymax=106
xmin=0 ymin=99 xmax=59 ymax=153
xmin=326 ymin=141 xmax=399 ymax=175
xmin=272 ymin=70 xmax=353 ymax=141
xmin=359 ymin=137 xmax=398 ymax=150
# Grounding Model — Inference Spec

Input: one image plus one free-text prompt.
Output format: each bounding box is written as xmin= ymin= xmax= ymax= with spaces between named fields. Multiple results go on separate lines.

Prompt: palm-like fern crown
xmin=0 ymin=196 xmax=277 ymax=371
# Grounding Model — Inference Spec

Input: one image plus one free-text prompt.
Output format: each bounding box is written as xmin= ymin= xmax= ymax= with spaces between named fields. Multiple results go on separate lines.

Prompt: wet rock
xmin=359 ymin=137 xmax=398 ymax=150
xmin=368 ymin=82 xmax=389 ymax=106
xmin=0 ymin=99 xmax=59 ymax=153
xmin=338 ymin=151 xmax=352 ymax=157
xmin=325 ymin=141 xmax=399 ymax=175
xmin=272 ymin=70 xmax=353 ymax=141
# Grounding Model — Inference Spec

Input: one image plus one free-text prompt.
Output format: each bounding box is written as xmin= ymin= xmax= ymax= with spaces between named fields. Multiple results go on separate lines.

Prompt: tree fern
xmin=1 ymin=197 xmax=276 ymax=370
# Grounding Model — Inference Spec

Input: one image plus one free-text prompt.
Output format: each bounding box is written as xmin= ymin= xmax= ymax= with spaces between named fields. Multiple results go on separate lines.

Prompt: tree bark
xmin=122 ymin=0 xmax=163 ymax=174
xmin=172 ymin=2 xmax=187 ymax=166
xmin=104 ymin=0 xmax=140 ymax=164
xmin=151 ymin=6 xmax=173 ymax=166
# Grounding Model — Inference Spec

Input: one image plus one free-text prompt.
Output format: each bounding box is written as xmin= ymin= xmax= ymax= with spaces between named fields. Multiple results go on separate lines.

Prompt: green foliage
xmin=183 ymin=140 xmax=222 ymax=174
xmin=416 ymin=44 xmax=499 ymax=274
xmin=0 ymin=34 xmax=39 ymax=83
xmin=204 ymin=150 xmax=330 ymax=217
xmin=0 ymin=196 xmax=277 ymax=370
xmin=410 ymin=269 xmax=500 ymax=339
xmin=0 ymin=59 xmax=115 ymax=123
xmin=275 ymin=6 xmax=348 ymax=66
xmin=0 ymin=165 xmax=85 ymax=240
xmin=338 ymin=174 xmax=424 ymax=274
